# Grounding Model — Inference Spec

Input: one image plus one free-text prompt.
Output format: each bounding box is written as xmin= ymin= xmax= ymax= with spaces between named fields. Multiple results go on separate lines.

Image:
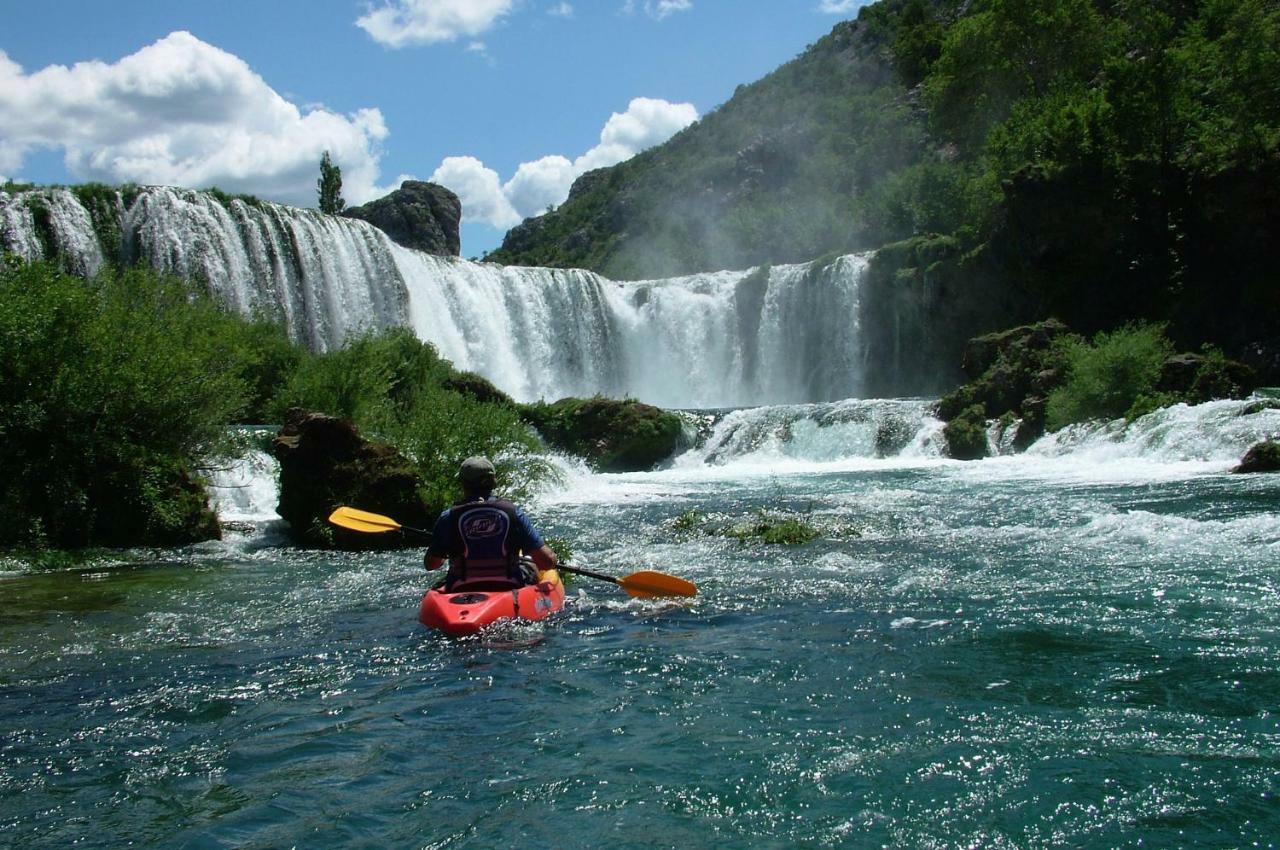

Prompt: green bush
xmin=726 ymin=511 xmax=821 ymax=546
xmin=0 ymin=260 xmax=254 ymax=547
xmin=272 ymin=328 xmax=556 ymax=516
xmin=1046 ymin=323 xmax=1174 ymax=430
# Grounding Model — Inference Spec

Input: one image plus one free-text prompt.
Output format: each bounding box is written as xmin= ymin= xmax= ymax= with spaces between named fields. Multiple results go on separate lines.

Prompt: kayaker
xmin=423 ymin=456 xmax=558 ymax=590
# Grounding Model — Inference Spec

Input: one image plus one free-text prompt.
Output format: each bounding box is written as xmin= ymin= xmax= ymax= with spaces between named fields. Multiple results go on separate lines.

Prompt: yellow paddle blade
xmin=328 ymin=506 xmax=403 ymax=534
xmin=617 ymin=570 xmax=698 ymax=599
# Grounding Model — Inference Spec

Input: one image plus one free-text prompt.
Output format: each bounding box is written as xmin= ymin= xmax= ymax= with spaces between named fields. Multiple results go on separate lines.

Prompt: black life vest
xmin=446 ymin=498 xmax=523 ymax=586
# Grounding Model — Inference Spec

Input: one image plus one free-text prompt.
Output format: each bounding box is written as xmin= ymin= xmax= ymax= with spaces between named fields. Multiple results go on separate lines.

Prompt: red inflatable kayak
xmin=418 ymin=570 xmax=566 ymax=636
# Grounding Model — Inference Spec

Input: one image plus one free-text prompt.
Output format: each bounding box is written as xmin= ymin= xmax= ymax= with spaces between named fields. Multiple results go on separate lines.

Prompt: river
xmin=2 ymin=398 xmax=1277 ymax=848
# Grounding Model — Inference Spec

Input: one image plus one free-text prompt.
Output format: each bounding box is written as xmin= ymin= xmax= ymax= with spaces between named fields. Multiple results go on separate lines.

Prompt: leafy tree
xmin=925 ymin=0 xmax=1113 ymax=152
xmin=0 ymin=260 xmax=253 ymax=547
xmin=317 ymin=150 xmax=345 ymax=214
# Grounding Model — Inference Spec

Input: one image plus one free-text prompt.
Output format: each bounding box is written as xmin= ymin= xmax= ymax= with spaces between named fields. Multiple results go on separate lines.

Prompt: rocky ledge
xmin=272 ymin=409 xmax=432 ymax=549
xmin=343 ymin=181 xmax=461 ymax=256
xmin=518 ymin=397 xmax=686 ymax=472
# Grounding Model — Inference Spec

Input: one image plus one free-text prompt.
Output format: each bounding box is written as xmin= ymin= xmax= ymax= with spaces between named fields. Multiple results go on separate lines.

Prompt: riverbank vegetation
xmin=0 ymin=259 xmax=268 ymax=547
xmin=0 ymin=260 xmax=560 ymax=550
xmin=939 ymin=320 xmax=1256 ymax=458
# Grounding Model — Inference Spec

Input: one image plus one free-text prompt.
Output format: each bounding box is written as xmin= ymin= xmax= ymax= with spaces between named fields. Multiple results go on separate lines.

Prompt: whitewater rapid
xmin=208 ymin=396 xmax=1280 ymax=522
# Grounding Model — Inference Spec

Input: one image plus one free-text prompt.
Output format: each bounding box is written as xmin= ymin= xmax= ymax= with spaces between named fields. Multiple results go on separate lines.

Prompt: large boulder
xmin=937 ymin=319 xmax=1073 ymax=451
xmin=1234 ymin=440 xmax=1280 ymax=474
xmin=272 ymin=409 xmax=432 ymax=549
xmin=343 ymin=181 xmax=461 ymax=256
xmin=1157 ymin=352 xmax=1255 ymax=402
xmin=518 ymin=397 xmax=686 ymax=472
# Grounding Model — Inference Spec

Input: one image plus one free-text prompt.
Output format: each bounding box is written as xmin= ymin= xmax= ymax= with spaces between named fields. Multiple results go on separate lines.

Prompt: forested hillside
xmin=489 ymin=0 xmax=1280 ymax=379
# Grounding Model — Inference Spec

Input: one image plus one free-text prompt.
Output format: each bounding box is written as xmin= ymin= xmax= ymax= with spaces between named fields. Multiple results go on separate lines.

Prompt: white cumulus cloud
xmin=622 ymin=0 xmax=693 ymax=20
xmin=430 ymin=97 xmax=697 ymax=229
xmin=0 ymin=32 xmax=393 ymax=207
xmin=818 ymin=0 xmax=865 ymax=13
xmin=548 ymin=2 xmax=574 ymax=17
xmin=357 ymin=0 xmax=516 ymax=48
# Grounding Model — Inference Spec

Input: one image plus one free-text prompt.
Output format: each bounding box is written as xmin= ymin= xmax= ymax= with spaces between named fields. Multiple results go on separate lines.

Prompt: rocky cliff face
xmin=343 ymin=181 xmax=461 ymax=257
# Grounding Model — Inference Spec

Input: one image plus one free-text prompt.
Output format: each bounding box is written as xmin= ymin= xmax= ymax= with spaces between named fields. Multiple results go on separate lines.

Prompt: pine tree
xmin=317 ymin=151 xmax=345 ymax=214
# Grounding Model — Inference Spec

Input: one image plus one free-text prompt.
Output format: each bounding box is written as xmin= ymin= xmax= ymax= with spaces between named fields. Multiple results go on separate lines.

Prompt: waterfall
xmin=1 ymin=186 xmax=409 ymax=352
xmin=2 ymin=185 xmax=872 ymax=405
xmin=397 ymin=250 xmax=870 ymax=407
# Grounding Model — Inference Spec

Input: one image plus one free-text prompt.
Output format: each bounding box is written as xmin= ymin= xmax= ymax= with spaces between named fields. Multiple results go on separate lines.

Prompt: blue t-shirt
xmin=426 ymin=497 xmax=544 ymax=559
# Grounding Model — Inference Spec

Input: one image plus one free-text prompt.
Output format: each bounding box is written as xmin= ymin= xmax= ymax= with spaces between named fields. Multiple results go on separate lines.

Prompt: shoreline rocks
xmin=272 ymin=409 xmax=431 ymax=549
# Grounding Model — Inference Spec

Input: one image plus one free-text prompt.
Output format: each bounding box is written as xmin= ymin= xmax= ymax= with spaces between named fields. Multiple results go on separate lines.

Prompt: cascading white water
xmin=2 ymin=186 xmax=409 ymax=352
xmin=0 ymin=189 xmax=107 ymax=278
xmin=122 ymin=188 xmax=409 ymax=351
xmin=396 ymin=249 xmax=869 ymax=407
xmin=1023 ymin=397 xmax=1280 ymax=466
xmin=4 ymin=186 xmax=871 ymax=404
xmin=681 ymin=398 xmax=944 ymax=468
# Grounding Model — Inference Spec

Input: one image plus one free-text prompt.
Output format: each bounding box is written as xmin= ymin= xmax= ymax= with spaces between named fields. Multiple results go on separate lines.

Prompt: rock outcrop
xmin=1234 ymin=440 xmax=1280 ymax=474
xmin=343 ymin=181 xmax=461 ymax=256
xmin=518 ymin=397 xmax=686 ymax=472
xmin=937 ymin=319 xmax=1073 ymax=457
xmin=272 ymin=409 xmax=432 ymax=549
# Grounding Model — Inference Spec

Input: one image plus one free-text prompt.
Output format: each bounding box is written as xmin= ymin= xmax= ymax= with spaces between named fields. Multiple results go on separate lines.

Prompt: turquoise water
xmin=3 ymin=405 xmax=1280 ymax=848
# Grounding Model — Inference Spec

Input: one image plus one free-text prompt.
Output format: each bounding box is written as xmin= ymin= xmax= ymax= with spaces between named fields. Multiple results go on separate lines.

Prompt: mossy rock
xmin=272 ymin=409 xmax=432 ymax=549
xmin=1234 ymin=440 xmax=1280 ymax=474
xmin=938 ymin=319 xmax=1074 ymax=449
xmin=519 ymin=396 xmax=684 ymax=472
xmin=943 ymin=404 xmax=989 ymax=460
xmin=442 ymin=371 xmax=514 ymax=407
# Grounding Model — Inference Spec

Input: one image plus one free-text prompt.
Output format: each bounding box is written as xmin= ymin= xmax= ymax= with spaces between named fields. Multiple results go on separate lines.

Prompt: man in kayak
xmin=423 ymin=456 xmax=558 ymax=590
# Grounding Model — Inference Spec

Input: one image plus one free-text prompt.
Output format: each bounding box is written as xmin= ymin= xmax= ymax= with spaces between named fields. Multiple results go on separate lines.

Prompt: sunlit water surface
xmin=2 ymin=403 xmax=1279 ymax=848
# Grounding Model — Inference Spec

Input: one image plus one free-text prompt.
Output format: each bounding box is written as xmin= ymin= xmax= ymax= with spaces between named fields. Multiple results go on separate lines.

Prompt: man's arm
xmin=530 ymin=544 xmax=558 ymax=571
xmin=424 ymin=510 xmax=451 ymax=571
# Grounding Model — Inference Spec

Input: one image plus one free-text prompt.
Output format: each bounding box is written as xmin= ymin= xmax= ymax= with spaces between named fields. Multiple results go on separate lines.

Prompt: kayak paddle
xmin=328 ymin=506 xmax=429 ymax=536
xmin=329 ymin=506 xmax=698 ymax=598
xmin=558 ymin=564 xmax=697 ymax=599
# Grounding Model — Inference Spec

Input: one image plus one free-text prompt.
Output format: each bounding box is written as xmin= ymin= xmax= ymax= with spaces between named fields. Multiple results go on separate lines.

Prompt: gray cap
xmin=458 ymin=456 xmax=497 ymax=489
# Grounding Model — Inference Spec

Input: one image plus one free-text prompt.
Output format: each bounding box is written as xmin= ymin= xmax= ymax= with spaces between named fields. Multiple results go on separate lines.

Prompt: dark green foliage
xmin=1046 ymin=323 xmax=1175 ymax=429
xmin=272 ymin=328 xmax=555 ymax=517
xmin=727 ymin=512 xmax=822 ymax=546
xmin=317 ymin=151 xmax=344 ymax=215
xmin=0 ymin=260 xmax=252 ymax=547
xmin=204 ymin=186 xmax=264 ymax=211
xmin=2 ymin=180 xmax=37 ymax=193
xmin=232 ymin=320 xmax=303 ymax=423
xmin=892 ymin=0 xmax=945 ymax=85
xmin=70 ymin=183 xmax=124 ymax=258
xmin=518 ymin=396 xmax=685 ymax=472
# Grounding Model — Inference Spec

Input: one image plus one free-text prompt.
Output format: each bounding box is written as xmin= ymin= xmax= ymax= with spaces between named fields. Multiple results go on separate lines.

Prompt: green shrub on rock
xmin=519 ymin=396 xmax=685 ymax=472
xmin=1046 ymin=323 xmax=1174 ymax=430
xmin=271 ymin=329 xmax=555 ymax=535
xmin=943 ymin=404 xmax=990 ymax=460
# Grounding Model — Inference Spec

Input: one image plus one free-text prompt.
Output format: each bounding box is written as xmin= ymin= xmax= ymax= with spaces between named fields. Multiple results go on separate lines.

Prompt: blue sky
xmin=1 ymin=0 xmax=866 ymax=256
